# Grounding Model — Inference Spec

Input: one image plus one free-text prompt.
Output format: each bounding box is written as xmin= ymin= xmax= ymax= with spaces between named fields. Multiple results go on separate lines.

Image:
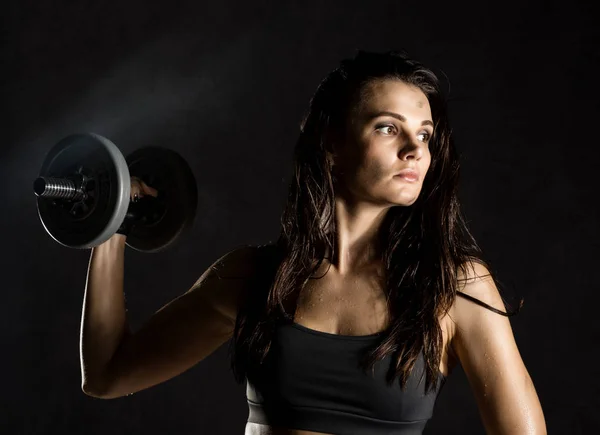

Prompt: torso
xmin=244 ymin=257 xmax=459 ymax=435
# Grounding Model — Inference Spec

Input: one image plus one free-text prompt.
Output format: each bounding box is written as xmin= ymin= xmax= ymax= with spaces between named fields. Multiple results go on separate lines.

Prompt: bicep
xmin=452 ymin=263 xmax=546 ymax=434
xmin=100 ymin=246 xmax=259 ymax=399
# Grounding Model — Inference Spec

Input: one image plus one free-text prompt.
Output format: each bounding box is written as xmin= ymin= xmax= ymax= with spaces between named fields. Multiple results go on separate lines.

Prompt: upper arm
xmin=451 ymin=262 xmax=546 ymax=434
xmin=98 ymin=245 xmax=263 ymax=399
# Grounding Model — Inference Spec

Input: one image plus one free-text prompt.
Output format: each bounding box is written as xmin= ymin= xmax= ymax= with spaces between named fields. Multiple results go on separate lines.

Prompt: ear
xmin=324 ymin=128 xmax=343 ymax=167
xmin=326 ymin=149 xmax=336 ymax=167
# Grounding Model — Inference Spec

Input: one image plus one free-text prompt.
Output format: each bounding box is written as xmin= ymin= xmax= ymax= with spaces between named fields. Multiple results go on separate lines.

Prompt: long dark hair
xmin=230 ymin=50 xmax=522 ymax=394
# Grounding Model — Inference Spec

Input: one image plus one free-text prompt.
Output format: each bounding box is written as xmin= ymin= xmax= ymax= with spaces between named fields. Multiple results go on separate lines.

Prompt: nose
xmin=398 ymin=135 xmax=425 ymax=161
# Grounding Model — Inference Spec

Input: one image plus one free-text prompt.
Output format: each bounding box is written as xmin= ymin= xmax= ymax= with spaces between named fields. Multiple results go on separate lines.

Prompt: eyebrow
xmin=368 ymin=111 xmax=434 ymax=128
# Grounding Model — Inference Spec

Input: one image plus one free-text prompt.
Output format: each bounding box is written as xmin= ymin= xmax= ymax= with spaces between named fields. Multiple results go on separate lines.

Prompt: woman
xmin=80 ymin=50 xmax=546 ymax=434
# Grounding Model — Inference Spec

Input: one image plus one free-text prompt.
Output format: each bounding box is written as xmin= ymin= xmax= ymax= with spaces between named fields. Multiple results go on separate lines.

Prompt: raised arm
xmin=80 ymin=235 xmax=262 ymax=399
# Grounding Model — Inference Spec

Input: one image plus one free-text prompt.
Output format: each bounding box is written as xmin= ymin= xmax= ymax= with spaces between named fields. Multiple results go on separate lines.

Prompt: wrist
xmin=99 ymin=233 xmax=128 ymax=249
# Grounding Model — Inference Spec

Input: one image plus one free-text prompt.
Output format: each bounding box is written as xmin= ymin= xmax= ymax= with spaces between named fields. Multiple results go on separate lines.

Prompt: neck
xmin=323 ymin=219 xmax=386 ymax=276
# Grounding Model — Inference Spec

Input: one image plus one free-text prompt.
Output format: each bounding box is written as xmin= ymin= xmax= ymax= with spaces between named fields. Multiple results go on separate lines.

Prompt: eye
xmin=376 ymin=124 xmax=433 ymax=143
xmin=375 ymin=124 xmax=396 ymax=135
xmin=417 ymin=131 xmax=432 ymax=142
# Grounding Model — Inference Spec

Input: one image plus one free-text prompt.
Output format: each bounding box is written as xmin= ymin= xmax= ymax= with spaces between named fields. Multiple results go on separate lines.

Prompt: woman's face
xmin=331 ymin=79 xmax=433 ymax=207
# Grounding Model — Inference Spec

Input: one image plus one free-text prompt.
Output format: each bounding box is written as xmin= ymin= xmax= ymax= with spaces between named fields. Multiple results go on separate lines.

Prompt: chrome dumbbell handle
xmin=33 ymin=176 xmax=86 ymax=201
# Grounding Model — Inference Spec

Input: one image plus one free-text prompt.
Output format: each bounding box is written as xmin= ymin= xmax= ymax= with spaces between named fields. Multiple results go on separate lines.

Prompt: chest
xmin=292 ymin=265 xmax=391 ymax=336
xmin=289 ymin=265 xmax=458 ymax=379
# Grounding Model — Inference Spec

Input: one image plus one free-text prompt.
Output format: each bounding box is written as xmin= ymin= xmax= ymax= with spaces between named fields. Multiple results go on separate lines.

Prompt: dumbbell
xmin=33 ymin=133 xmax=198 ymax=252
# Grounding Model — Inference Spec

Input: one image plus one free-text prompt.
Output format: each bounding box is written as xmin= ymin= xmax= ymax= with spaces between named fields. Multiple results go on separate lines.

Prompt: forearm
xmin=80 ymin=234 xmax=130 ymax=393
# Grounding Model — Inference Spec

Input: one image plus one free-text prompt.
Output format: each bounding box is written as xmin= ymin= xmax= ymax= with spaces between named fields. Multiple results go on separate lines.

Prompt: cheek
xmin=360 ymin=141 xmax=391 ymax=178
xmin=361 ymin=158 xmax=389 ymax=185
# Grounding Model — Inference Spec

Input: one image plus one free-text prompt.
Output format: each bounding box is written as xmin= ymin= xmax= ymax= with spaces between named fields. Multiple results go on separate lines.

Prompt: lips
xmin=394 ymin=168 xmax=419 ymax=181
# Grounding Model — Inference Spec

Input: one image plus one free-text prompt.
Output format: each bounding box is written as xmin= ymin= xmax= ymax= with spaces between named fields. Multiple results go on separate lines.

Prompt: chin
xmin=389 ymin=192 xmax=420 ymax=207
xmin=393 ymin=200 xmax=417 ymax=207
xmin=382 ymin=198 xmax=415 ymax=208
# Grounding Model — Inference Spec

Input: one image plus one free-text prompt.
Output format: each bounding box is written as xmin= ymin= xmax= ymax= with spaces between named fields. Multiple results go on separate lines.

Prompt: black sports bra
xmin=246 ymin=320 xmax=446 ymax=435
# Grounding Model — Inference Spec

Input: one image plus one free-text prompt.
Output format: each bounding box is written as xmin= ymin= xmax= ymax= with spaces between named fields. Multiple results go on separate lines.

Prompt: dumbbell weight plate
xmin=124 ymin=147 xmax=198 ymax=253
xmin=36 ymin=133 xmax=131 ymax=249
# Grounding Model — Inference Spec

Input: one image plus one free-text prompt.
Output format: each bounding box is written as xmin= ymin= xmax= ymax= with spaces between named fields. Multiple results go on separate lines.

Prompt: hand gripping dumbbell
xmin=33 ymin=133 xmax=198 ymax=252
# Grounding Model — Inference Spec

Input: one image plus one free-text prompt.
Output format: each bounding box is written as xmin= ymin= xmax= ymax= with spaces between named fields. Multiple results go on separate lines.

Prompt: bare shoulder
xmin=450 ymin=261 xmax=504 ymax=314
xmin=445 ymin=261 xmax=505 ymax=343
xmin=191 ymin=243 xmax=278 ymax=322
xmin=212 ymin=243 xmax=277 ymax=277
xmin=447 ymin=259 xmax=514 ymax=375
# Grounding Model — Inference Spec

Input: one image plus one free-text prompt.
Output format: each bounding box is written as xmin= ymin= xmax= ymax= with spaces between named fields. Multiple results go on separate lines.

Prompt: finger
xmin=139 ymin=180 xmax=159 ymax=197
xmin=130 ymin=182 xmax=142 ymax=201
xmin=144 ymin=185 xmax=159 ymax=197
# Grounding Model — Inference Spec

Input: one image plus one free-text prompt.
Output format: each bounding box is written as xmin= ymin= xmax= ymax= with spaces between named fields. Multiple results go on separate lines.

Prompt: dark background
xmin=2 ymin=0 xmax=599 ymax=433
